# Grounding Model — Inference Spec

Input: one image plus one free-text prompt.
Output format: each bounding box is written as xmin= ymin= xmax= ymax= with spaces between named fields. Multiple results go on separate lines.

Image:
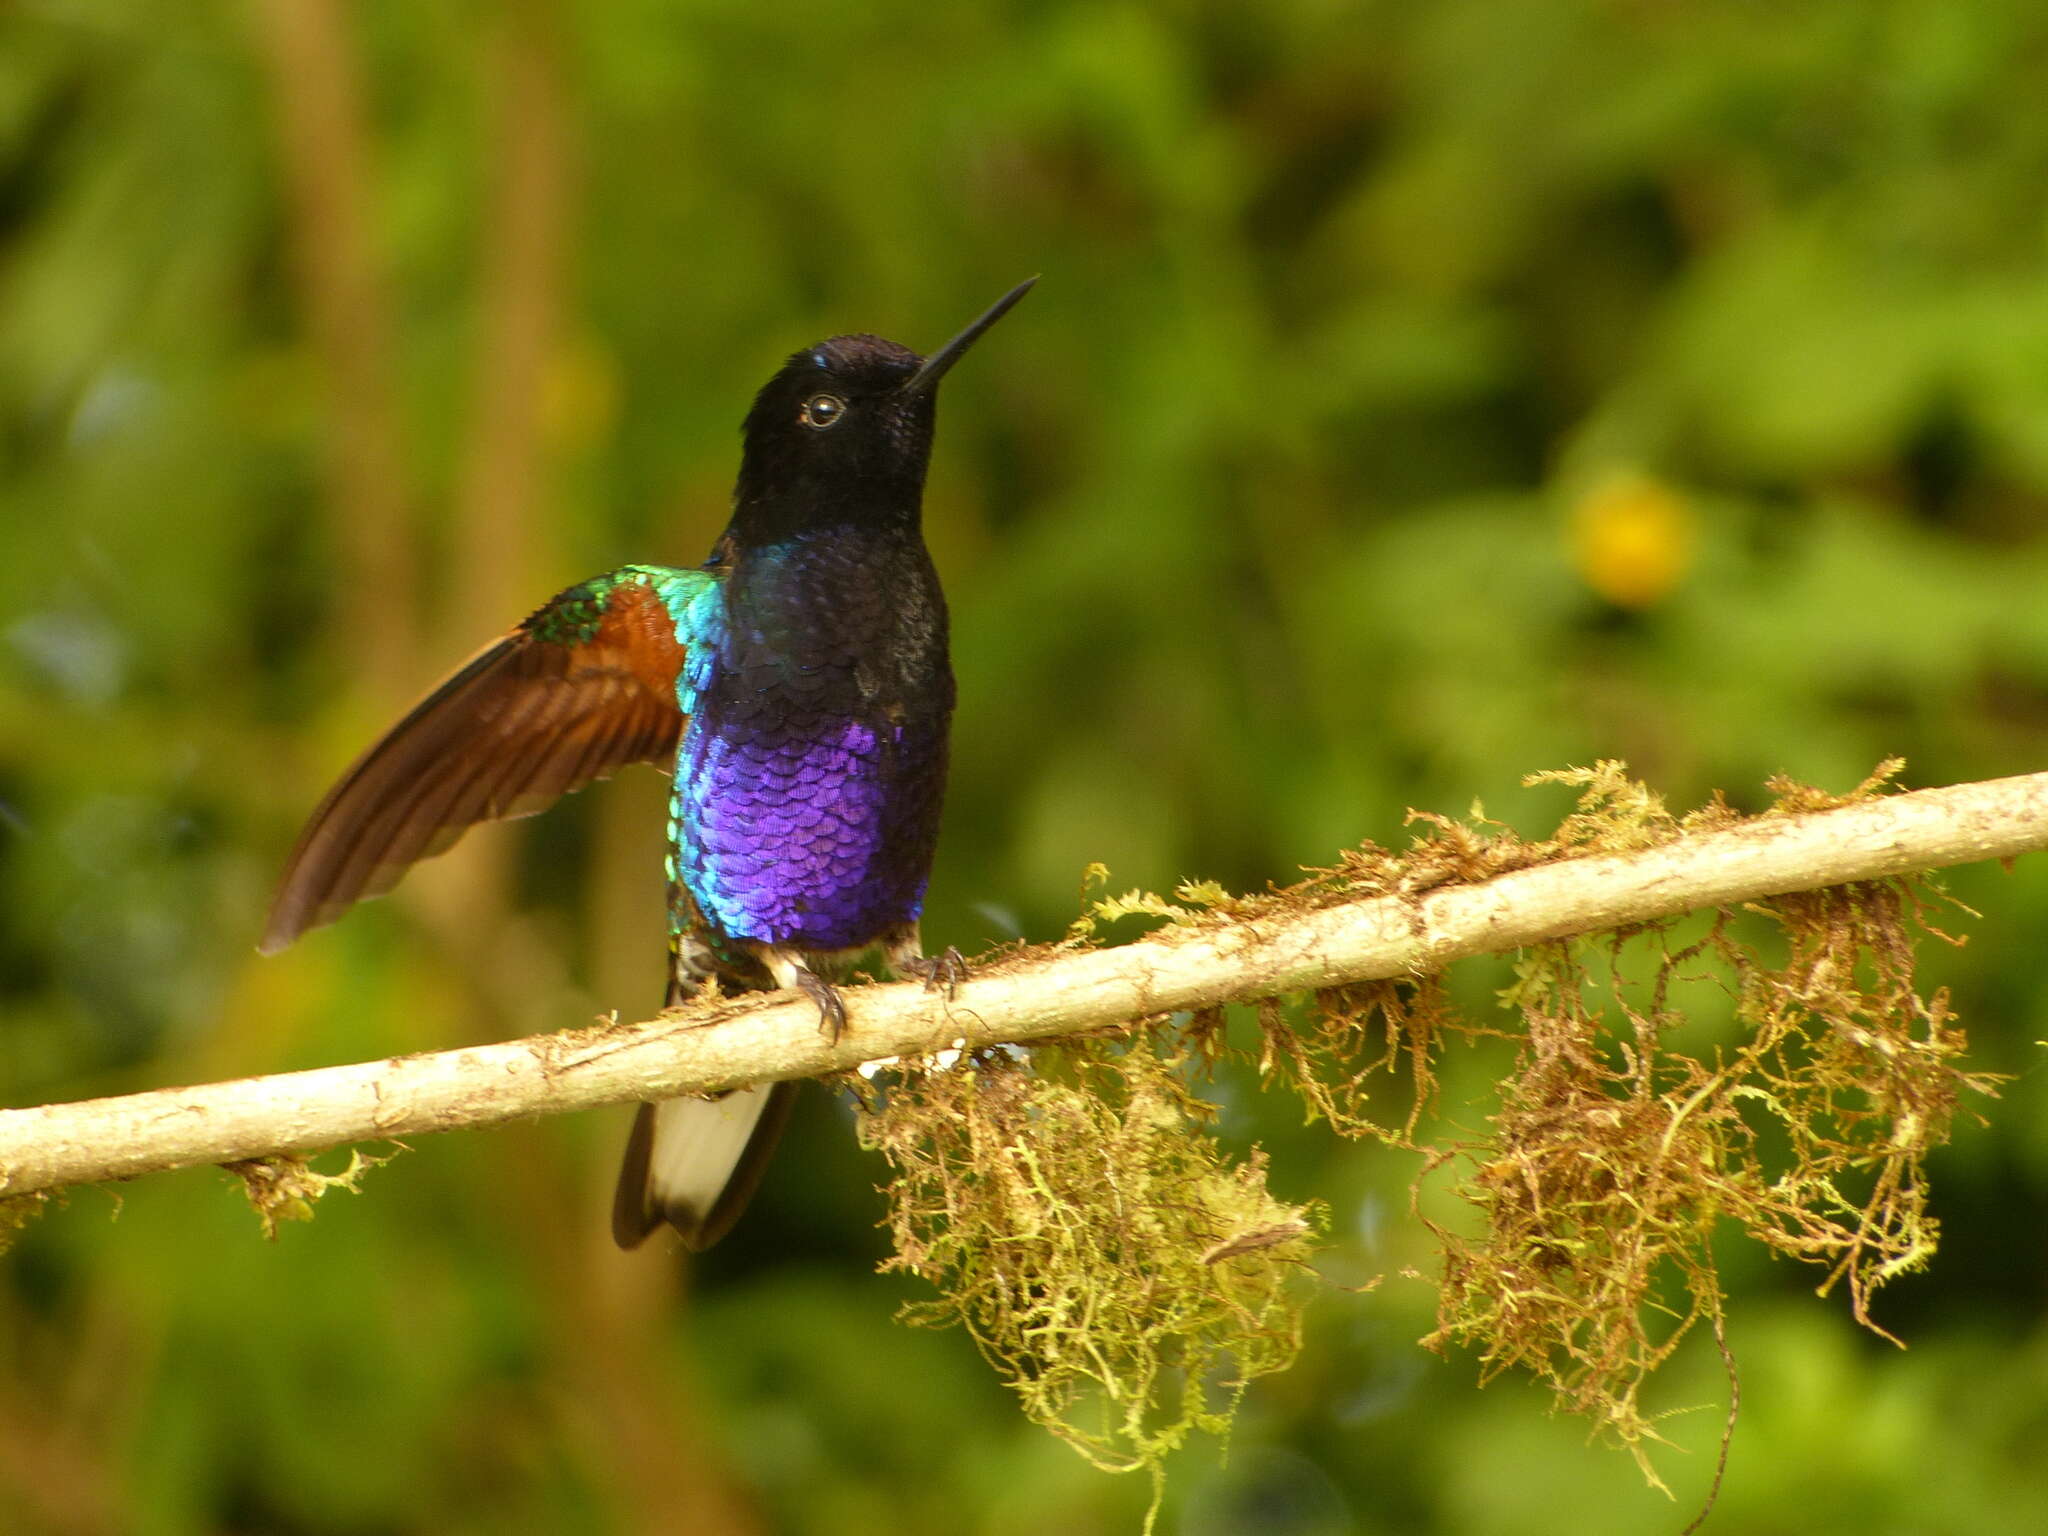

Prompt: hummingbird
xmin=261 ymin=277 xmax=1035 ymax=1251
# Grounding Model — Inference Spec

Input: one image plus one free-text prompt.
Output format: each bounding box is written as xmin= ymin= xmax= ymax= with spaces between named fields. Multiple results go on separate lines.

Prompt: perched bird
xmin=261 ymin=278 xmax=1034 ymax=1251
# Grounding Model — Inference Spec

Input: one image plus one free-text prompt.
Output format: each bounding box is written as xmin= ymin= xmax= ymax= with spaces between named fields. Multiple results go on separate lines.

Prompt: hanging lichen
xmin=858 ymin=760 xmax=2000 ymax=1506
xmin=225 ymin=1148 xmax=391 ymax=1240
xmin=855 ymin=1028 xmax=1322 ymax=1496
xmin=0 ymin=1192 xmax=50 ymax=1256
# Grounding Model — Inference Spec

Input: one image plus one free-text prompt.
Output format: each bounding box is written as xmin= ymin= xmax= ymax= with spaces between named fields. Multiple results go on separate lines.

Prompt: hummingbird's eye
xmin=800 ymin=393 xmax=847 ymax=430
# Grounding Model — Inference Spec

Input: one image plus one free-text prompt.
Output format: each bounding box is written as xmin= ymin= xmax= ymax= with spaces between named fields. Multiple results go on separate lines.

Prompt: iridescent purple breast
xmin=668 ymin=530 xmax=952 ymax=954
xmin=677 ymin=708 xmax=942 ymax=950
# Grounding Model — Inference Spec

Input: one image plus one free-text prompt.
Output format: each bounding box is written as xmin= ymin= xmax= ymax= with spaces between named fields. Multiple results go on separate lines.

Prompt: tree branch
xmin=6 ymin=771 xmax=2047 ymax=1197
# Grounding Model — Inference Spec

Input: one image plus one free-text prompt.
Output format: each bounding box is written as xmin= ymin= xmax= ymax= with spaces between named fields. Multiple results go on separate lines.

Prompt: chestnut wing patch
xmin=262 ymin=571 xmax=700 ymax=952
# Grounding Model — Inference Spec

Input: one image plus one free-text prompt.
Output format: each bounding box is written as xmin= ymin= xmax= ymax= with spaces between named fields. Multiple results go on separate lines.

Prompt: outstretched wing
xmin=261 ymin=566 xmax=714 ymax=953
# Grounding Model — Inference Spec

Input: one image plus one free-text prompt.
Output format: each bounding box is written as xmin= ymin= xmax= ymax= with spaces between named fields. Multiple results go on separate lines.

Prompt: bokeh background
xmin=5 ymin=1 xmax=2048 ymax=1531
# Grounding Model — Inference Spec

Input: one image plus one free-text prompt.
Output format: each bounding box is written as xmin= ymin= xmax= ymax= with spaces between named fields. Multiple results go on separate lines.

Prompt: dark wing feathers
xmin=261 ymin=577 xmax=692 ymax=953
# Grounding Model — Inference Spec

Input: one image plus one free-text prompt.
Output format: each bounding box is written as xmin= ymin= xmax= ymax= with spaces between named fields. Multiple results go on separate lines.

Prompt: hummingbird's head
xmin=731 ymin=277 xmax=1035 ymax=541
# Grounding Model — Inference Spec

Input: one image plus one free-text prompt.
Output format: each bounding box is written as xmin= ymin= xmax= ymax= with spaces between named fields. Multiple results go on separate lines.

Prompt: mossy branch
xmin=6 ymin=765 xmax=2043 ymax=1514
xmin=3 ymin=768 xmax=2045 ymax=1199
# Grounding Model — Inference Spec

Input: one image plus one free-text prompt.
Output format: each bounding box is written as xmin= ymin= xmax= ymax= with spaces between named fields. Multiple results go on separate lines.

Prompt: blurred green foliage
xmin=4 ymin=0 xmax=2048 ymax=1531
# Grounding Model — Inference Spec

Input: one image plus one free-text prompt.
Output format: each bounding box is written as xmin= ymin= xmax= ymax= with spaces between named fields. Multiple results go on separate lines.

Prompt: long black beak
xmin=902 ymin=276 xmax=1037 ymax=395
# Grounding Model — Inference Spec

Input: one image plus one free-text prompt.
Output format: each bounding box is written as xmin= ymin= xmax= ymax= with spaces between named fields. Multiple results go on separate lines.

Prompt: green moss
xmin=857 ymin=1030 xmax=1322 ymax=1506
xmin=0 ymin=1191 xmax=50 ymax=1254
xmin=225 ymin=1149 xmax=393 ymax=1241
xmin=861 ymin=761 xmax=1995 ymax=1511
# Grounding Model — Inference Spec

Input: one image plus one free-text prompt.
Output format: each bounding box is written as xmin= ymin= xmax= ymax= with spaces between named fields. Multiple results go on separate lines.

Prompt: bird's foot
xmin=897 ymin=946 xmax=966 ymax=998
xmin=794 ymin=966 xmax=849 ymax=1043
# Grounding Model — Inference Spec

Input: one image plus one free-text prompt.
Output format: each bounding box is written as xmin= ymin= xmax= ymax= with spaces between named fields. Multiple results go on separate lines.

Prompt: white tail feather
xmin=646 ymin=1088 xmax=777 ymax=1234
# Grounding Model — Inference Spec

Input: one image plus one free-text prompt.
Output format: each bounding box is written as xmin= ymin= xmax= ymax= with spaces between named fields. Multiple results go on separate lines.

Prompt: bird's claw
xmin=795 ymin=967 xmax=849 ymax=1043
xmin=899 ymin=946 xmax=966 ymax=998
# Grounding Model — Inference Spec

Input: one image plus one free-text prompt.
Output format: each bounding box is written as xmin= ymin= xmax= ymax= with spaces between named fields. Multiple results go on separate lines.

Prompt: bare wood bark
xmin=5 ymin=771 xmax=2047 ymax=1197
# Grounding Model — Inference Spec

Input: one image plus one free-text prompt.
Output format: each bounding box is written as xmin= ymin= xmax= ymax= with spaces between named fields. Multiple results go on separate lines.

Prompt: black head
xmin=730 ymin=277 xmax=1035 ymax=543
